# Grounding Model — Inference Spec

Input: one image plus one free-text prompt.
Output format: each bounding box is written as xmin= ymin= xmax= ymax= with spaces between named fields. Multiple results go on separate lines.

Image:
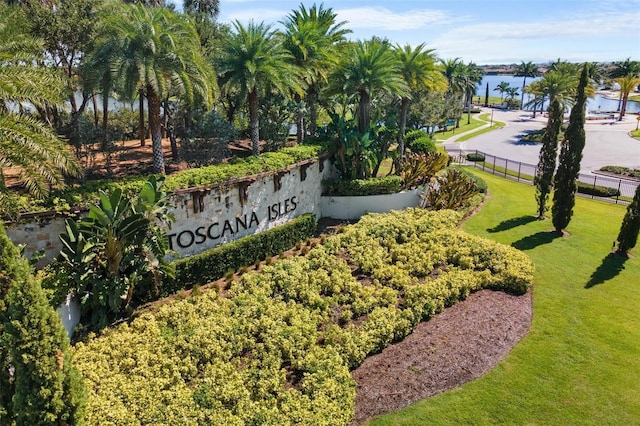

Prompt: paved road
xmin=442 ymin=108 xmax=640 ymax=175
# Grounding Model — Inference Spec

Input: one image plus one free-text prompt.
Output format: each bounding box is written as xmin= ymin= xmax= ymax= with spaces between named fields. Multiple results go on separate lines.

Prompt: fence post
xmin=591 ymin=176 xmax=597 ymax=199
xmin=518 ymin=162 xmax=522 ymax=182
xmin=616 ymin=180 xmax=621 ymax=204
xmin=492 ymin=155 xmax=496 ymax=175
xmin=480 ymin=150 xmax=485 ymax=171
xmin=504 ymin=158 xmax=508 ymax=177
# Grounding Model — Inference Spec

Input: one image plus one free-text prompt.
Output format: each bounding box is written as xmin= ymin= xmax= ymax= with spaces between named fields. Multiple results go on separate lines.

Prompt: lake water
xmin=475 ymin=74 xmax=639 ymax=113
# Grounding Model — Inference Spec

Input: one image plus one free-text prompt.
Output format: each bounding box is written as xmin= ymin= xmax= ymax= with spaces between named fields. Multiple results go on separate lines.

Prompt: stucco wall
xmin=5 ymin=158 xmax=328 ymax=263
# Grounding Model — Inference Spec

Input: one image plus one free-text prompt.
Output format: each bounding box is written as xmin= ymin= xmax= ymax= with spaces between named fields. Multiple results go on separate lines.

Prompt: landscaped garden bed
xmin=72 ymin=208 xmax=534 ymax=425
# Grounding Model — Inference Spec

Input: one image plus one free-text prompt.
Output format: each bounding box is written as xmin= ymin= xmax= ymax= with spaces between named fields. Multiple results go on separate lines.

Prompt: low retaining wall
xmin=6 ymin=158 xmax=329 ymax=264
xmin=320 ymin=189 xmax=422 ymax=220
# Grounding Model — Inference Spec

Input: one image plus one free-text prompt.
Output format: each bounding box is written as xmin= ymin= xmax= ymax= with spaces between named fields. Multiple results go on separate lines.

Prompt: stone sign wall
xmin=5 ymin=158 xmax=328 ymax=263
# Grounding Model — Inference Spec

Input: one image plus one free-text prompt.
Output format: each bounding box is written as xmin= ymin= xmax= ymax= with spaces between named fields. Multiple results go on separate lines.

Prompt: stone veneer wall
xmin=5 ymin=158 xmax=329 ymax=264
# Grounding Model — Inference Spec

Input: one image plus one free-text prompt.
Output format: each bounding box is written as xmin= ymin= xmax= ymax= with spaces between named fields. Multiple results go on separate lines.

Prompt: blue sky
xmin=173 ymin=0 xmax=639 ymax=65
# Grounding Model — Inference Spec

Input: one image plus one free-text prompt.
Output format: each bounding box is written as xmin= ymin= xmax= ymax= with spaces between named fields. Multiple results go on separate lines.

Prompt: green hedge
xmin=72 ymin=208 xmax=533 ymax=425
xmin=409 ymin=136 xmax=437 ymax=154
xmin=466 ymin=152 xmax=486 ymax=162
xmin=20 ymin=145 xmax=323 ymax=214
xmin=577 ymin=182 xmax=621 ymax=198
xmin=599 ymin=165 xmax=640 ymax=178
xmin=163 ymin=214 xmax=318 ymax=296
xmin=322 ymin=176 xmax=402 ymax=196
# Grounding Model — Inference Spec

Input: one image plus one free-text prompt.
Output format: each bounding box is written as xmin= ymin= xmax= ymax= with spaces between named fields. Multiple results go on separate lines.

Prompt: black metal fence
xmin=446 ymin=148 xmax=639 ymax=205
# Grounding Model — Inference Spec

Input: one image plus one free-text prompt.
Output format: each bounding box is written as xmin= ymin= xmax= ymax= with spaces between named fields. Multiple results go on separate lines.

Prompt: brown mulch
xmin=351 ymin=289 xmax=533 ymax=424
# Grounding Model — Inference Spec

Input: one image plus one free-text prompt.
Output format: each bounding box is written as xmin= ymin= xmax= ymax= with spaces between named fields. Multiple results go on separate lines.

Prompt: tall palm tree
xmin=394 ymin=43 xmax=445 ymax=158
xmin=218 ymin=20 xmax=301 ymax=156
xmin=91 ymin=4 xmax=214 ymax=174
xmin=615 ymin=75 xmax=640 ymax=121
xmin=514 ymin=61 xmax=540 ymax=109
xmin=494 ymin=81 xmax=510 ymax=103
xmin=0 ymin=4 xmax=80 ymax=210
xmin=328 ymin=38 xmax=408 ymax=134
xmin=461 ymin=62 xmax=483 ymax=124
xmin=281 ymin=3 xmax=350 ymax=142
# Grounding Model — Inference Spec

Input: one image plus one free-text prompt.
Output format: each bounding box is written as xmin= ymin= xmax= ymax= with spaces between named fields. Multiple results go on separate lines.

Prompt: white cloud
xmin=335 ymin=7 xmax=450 ymax=31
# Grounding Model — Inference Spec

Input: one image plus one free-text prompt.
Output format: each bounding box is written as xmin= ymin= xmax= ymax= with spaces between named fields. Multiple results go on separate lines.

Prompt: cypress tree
xmin=534 ymin=97 xmax=562 ymax=218
xmin=552 ymin=63 xmax=589 ymax=233
xmin=616 ymin=184 xmax=640 ymax=256
xmin=0 ymin=223 xmax=86 ymax=425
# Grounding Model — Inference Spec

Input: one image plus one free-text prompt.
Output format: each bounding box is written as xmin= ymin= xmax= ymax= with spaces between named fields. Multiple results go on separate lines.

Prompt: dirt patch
xmin=351 ymin=289 xmax=532 ymax=424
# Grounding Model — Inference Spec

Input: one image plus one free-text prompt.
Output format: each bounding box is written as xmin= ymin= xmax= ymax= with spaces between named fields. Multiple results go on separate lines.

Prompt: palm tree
xmin=0 ymin=4 xmax=80 ymax=210
xmin=281 ymin=3 xmax=350 ymax=142
xmin=494 ymin=81 xmax=510 ymax=103
xmin=218 ymin=20 xmax=301 ymax=156
xmin=514 ymin=61 xmax=540 ymax=109
xmin=505 ymin=87 xmax=520 ymax=103
xmin=394 ymin=43 xmax=445 ymax=158
xmin=328 ymin=38 xmax=408 ymax=134
xmin=615 ymin=75 xmax=640 ymax=121
xmin=90 ymin=4 xmax=214 ymax=174
xmin=461 ymin=62 xmax=483 ymax=124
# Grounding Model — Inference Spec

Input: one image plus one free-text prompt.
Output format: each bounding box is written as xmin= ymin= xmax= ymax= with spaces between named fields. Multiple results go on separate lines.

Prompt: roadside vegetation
xmin=1 ymin=0 xmax=639 ymax=424
xmin=371 ymin=170 xmax=640 ymax=425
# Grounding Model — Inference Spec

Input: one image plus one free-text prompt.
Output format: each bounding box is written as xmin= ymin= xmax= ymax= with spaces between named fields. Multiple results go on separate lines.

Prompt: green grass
xmin=454 ymin=113 xmax=506 ymax=142
xmin=370 ymin=170 xmax=640 ymax=425
xmin=631 ymin=128 xmax=640 ymax=140
xmin=434 ymin=116 xmax=485 ymax=141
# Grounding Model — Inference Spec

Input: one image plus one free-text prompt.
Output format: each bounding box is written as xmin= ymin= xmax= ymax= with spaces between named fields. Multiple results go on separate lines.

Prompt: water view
xmin=475 ymin=74 xmax=639 ymax=113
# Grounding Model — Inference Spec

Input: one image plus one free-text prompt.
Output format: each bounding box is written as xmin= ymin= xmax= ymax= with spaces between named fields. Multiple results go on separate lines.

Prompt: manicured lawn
xmin=454 ymin=113 xmax=506 ymax=142
xmin=370 ymin=170 xmax=640 ymax=425
xmin=434 ymin=115 xmax=485 ymax=141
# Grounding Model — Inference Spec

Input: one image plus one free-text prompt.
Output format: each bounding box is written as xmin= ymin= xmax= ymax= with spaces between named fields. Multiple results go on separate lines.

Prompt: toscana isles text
xmin=168 ymin=196 xmax=298 ymax=250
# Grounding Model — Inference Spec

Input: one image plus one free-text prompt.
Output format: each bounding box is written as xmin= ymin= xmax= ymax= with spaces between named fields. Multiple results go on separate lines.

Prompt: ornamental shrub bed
xmin=164 ymin=213 xmax=318 ymax=298
xmin=322 ymin=176 xmax=402 ymax=196
xmin=17 ymin=145 xmax=322 ymax=214
xmin=577 ymin=182 xmax=621 ymax=198
xmin=73 ymin=208 xmax=533 ymax=425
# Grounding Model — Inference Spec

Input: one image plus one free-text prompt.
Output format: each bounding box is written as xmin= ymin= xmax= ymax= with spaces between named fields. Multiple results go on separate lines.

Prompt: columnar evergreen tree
xmin=616 ymin=184 xmax=640 ymax=256
xmin=534 ymin=98 xmax=562 ymax=218
xmin=552 ymin=64 xmax=590 ymax=233
xmin=0 ymin=223 xmax=86 ymax=425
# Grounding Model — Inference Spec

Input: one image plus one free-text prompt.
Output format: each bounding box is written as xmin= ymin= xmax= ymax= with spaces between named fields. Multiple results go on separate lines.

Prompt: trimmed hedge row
xmin=18 ymin=145 xmax=323 ymax=214
xmin=322 ymin=175 xmax=402 ymax=196
xmin=577 ymin=182 xmax=621 ymax=198
xmin=163 ymin=213 xmax=318 ymax=297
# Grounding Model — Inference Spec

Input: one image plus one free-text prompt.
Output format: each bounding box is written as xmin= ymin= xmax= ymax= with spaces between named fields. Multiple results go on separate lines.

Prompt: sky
xmin=172 ymin=0 xmax=640 ymax=65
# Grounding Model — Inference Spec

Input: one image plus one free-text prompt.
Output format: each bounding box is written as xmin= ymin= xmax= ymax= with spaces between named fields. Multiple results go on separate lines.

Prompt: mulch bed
xmin=351 ymin=289 xmax=533 ymax=424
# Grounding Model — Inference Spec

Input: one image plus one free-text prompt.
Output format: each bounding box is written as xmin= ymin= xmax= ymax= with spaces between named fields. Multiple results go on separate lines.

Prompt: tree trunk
xmin=398 ymin=97 xmax=410 ymax=160
xmin=165 ymin=102 xmax=179 ymax=161
xmin=619 ymin=93 xmax=628 ymax=121
xmin=520 ymin=76 xmax=527 ymax=110
xmin=248 ymin=88 xmax=260 ymax=156
xmin=162 ymin=100 xmax=168 ymax=139
xmin=147 ymin=88 xmax=165 ymax=174
xmin=357 ymin=90 xmax=371 ymax=134
xmin=139 ymin=88 xmax=146 ymax=147
xmin=308 ymin=84 xmax=319 ymax=136
xmin=295 ymin=93 xmax=304 ymax=144
xmin=102 ymin=90 xmax=109 ymax=143
xmin=92 ymin=93 xmax=99 ymax=128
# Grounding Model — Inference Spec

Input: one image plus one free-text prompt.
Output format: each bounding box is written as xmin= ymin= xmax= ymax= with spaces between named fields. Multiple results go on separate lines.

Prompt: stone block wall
xmin=5 ymin=158 xmax=328 ymax=263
